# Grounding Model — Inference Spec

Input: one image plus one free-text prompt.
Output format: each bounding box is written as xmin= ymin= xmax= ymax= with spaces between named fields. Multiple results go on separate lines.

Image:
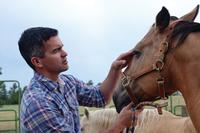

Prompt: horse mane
xmin=81 ymin=108 xmax=196 ymax=133
xmin=171 ymin=21 xmax=200 ymax=45
xmin=136 ymin=109 xmax=181 ymax=127
xmin=135 ymin=109 xmax=194 ymax=133
xmin=81 ymin=108 xmax=120 ymax=133
xmin=89 ymin=108 xmax=118 ymax=128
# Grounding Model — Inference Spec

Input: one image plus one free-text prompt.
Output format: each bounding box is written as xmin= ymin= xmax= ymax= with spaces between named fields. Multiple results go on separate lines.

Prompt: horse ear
xmin=84 ymin=107 xmax=90 ymax=119
xmin=180 ymin=5 xmax=199 ymax=22
xmin=156 ymin=6 xmax=170 ymax=32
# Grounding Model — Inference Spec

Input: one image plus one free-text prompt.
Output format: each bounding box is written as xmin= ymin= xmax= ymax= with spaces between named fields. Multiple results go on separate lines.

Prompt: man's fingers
xmin=125 ymin=102 xmax=134 ymax=110
xmin=117 ymin=50 xmax=134 ymax=60
xmin=112 ymin=60 xmax=127 ymax=70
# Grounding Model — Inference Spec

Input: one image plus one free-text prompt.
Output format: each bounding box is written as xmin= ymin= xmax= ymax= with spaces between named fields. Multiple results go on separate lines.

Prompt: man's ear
xmin=31 ymin=57 xmax=43 ymax=68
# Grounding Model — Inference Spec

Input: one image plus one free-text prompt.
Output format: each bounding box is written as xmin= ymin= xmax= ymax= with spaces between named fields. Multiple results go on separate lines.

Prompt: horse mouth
xmin=113 ymin=81 xmax=155 ymax=113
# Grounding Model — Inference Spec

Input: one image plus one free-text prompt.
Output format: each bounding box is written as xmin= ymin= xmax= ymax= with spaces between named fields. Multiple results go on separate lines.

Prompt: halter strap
xmin=121 ymin=20 xmax=181 ymax=103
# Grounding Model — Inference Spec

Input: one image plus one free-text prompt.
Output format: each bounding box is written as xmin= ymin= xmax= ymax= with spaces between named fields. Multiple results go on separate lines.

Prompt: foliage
xmin=0 ymin=81 xmax=7 ymax=106
xmin=0 ymin=67 xmax=2 ymax=75
xmin=8 ymin=83 xmax=19 ymax=104
xmin=0 ymin=67 xmax=24 ymax=106
xmin=86 ymin=80 xmax=102 ymax=86
xmin=86 ymin=80 xmax=94 ymax=86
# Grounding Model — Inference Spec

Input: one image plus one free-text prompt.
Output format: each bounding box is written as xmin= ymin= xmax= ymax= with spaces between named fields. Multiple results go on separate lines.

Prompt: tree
xmin=0 ymin=81 xmax=7 ymax=106
xmin=8 ymin=83 xmax=19 ymax=104
xmin=97 ymin=82 xmax=102 ymax=86
xmin=86 ymin=80 xmax=93 ymax=86
xmin=0 ymin=67 xmax=2 ymax=75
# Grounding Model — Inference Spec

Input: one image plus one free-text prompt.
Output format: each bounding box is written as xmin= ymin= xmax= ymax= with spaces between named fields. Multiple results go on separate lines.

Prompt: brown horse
xmin=113 ymin=5 xmax=200 ymax=132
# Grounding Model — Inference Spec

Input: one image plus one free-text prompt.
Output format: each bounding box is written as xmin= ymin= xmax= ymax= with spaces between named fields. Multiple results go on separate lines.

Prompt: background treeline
xmin=0 ymin=81 xmax=26 ymax=106
xmin=0 ymin=67 xmax=25 ymax=106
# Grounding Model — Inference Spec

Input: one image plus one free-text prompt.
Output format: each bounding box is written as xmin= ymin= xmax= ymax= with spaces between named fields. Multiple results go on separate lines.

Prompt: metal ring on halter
xmin=162 ymin=42 xmax=169 ymax=52
xmin=154 ymin=59 xmax=164 ymax=71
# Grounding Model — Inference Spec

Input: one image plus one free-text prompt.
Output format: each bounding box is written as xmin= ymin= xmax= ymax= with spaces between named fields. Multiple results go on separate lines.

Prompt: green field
xmin=0 ymin=96 xmax=187 ymax=132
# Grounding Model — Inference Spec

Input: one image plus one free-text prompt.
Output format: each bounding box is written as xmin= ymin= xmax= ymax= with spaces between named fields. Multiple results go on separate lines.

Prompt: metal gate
xmin=0 ymin=80 xmax=21 ymax=133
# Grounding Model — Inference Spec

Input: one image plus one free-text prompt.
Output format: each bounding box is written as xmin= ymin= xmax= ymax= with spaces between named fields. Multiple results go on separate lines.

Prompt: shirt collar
xmin=33 ymin=72 xmax=65 ymax=92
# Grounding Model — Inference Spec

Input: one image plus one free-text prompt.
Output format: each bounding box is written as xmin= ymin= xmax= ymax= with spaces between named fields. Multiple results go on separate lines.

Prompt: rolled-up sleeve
xmin=66 ymin=75 xmax=106 ymax=107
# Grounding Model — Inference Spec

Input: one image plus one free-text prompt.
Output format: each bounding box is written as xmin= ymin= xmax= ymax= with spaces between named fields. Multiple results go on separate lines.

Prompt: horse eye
xmin=133 ymin=50 xmax=142 ymax=58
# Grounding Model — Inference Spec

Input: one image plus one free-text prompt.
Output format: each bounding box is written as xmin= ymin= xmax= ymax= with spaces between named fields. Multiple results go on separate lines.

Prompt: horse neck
xmin=170 ymin=32 xmax=200 ymax=133
xmin=180 ymin=90 xmax=200 ymax=133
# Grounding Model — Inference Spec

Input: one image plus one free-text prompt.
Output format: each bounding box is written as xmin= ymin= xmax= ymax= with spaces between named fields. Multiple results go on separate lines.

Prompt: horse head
xmin=113 ymin=5 xmax=200 ymax=113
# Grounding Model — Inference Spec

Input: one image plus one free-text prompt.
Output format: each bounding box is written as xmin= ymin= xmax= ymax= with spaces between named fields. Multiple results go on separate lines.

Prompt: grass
xmin=0 ymin=96 xmax=187 ymax=132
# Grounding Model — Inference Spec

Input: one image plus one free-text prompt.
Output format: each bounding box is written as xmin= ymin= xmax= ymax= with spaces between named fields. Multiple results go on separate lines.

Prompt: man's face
xmin=39 ymin=35 xmax=68 ymax=74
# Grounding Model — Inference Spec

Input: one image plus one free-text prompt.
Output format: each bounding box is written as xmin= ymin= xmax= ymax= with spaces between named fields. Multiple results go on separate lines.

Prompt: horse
xmin=80 ymin=108 xmax=125 ymax=133
xmin=80 ymin=108 xmax=196 ymax=133
xmin=112 ymin=5 xmax=200 ymax=132
xmin=135 ymin=109 xmax=196 ymax=133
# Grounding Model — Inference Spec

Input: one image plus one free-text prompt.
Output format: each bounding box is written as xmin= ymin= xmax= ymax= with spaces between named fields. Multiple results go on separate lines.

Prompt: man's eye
xmin=53 ymin=50 xmax=58 ymax=53
xmin=53 ymin=48 xmax=61 ymax=53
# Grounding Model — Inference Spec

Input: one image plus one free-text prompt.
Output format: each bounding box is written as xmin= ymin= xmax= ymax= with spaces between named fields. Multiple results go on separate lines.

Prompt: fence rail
xmin=0 ymin=109 xmax=18 ymax=132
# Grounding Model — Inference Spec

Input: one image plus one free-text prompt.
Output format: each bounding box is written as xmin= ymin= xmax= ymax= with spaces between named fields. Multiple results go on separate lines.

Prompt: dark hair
xmin=18 ymin=27 xmax=58 ymax=70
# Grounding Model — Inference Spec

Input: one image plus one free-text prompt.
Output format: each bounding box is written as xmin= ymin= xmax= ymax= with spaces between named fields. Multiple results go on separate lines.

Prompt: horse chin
xmin=113 ymin=82 xmax=158 ymax=113
xmin=113 ymin=92 xmax=132 ymax=113
xmin=113 ymin=85 xmax=133 ymax=113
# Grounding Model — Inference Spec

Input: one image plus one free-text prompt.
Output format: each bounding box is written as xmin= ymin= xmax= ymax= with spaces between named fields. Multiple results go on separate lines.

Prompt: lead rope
xmin=128 ymin=101 xmax=168 ymax=133
xmin=130 ymin=107 xmax=136 ymax=133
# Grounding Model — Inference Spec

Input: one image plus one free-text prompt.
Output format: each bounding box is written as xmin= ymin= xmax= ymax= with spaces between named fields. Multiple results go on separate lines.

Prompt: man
xmin=19 ymin=27 xmax=134 ymax=133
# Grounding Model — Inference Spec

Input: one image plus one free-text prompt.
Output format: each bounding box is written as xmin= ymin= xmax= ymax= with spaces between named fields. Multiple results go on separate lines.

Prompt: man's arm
xmin=100 ymin=50 xmax=133 ymax=103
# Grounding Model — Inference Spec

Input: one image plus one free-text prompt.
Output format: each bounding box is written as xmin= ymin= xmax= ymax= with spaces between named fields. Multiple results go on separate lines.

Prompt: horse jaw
xmin=113 ymin=84 xmax=132 ymax=113
xmin=180 ymin=5 xmax=199 ymax=22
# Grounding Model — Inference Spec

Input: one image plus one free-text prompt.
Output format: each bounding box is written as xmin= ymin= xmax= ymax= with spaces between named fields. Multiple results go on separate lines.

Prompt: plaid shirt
xmin=20 ymin=72 xmax=105 ymax=133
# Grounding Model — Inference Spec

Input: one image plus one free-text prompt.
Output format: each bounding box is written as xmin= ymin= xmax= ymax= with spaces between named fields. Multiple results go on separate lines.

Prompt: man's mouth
xmin=63 ymin=59 xmax=68 ymax=64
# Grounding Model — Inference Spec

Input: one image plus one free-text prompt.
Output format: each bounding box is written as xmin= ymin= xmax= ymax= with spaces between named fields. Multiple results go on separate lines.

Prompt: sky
xmin=0 ymin=0 xmax=200 ymax=88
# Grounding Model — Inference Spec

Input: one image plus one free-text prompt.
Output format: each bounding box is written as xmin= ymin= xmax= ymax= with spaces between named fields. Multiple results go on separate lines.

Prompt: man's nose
xmin=61 ymin=50 xmax=68 ymax=57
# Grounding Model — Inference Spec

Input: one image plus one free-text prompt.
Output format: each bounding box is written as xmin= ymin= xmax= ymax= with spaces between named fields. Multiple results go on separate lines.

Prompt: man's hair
xmin=18 ymin=27 xmax=58 ymax=70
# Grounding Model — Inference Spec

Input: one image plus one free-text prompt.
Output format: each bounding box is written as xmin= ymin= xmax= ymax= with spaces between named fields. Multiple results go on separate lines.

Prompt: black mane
xmin=171 ymin=21 xmax=200 ymax=45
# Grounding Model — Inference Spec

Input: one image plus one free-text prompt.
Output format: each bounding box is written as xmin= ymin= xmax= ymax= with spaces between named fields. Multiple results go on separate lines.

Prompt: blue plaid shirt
xmin=20 ymin=72 xmax=105 ymax=133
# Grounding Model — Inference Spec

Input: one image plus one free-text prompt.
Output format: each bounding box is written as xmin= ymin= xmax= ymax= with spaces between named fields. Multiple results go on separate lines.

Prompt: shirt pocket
xmin=64 ymin=86 xmax=79 ymax=112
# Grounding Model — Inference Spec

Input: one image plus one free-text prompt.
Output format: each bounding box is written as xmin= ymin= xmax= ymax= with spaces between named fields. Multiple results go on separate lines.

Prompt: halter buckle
xmin=121 ymin=76 xmax=131 ymax=88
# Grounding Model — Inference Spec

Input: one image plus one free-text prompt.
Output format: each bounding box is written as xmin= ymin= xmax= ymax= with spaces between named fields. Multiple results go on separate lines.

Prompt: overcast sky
xmin=0 ymin=0 xmax=200 ymax=88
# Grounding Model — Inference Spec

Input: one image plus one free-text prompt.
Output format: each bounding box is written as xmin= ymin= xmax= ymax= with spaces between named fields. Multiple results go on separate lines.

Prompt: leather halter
xmin=121 ymin=20 xmax=181 ymax=103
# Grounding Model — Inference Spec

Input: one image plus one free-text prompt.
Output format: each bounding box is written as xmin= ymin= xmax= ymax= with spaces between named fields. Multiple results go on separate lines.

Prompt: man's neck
xmin=36 ymin=70 xmax=59 ymax=82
